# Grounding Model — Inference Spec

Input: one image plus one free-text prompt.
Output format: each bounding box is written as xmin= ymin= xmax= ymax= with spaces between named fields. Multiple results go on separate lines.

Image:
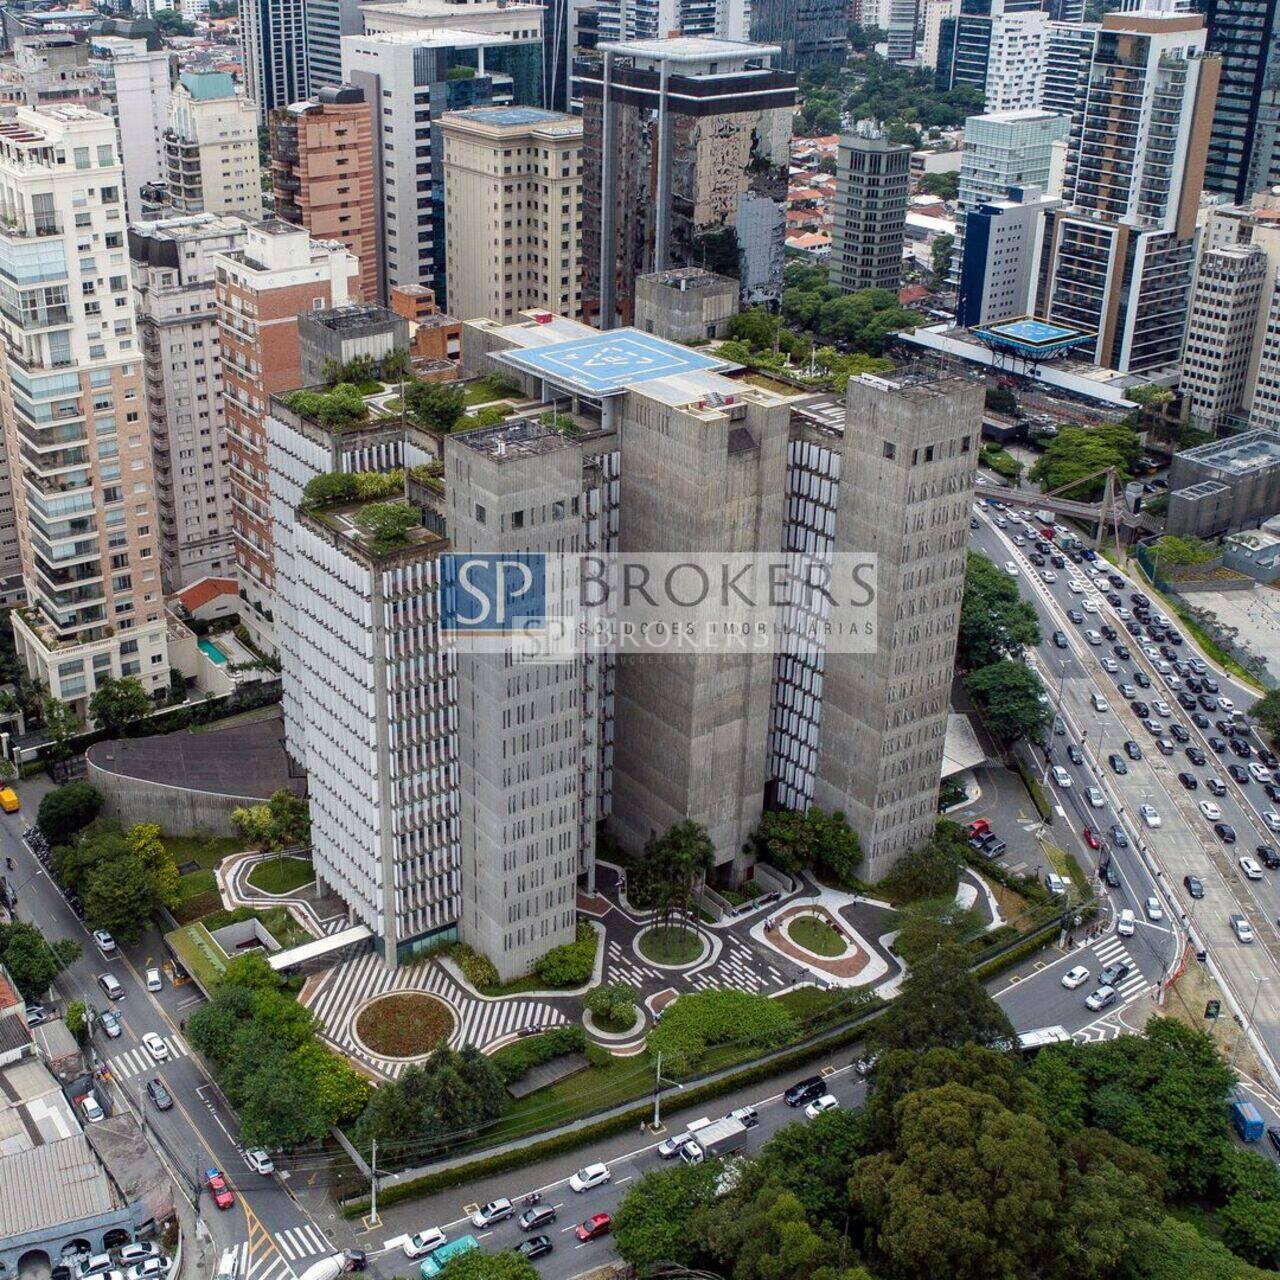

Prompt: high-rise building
xmin=87 ymin=36 xmax=172 ymax=223
xmin=240 ymin=0 xmax=308 ymax=118
xmin=0 ymin=35 xmax=104 ymax=111
xmin=342 ymin=26 xmax=544 ymax=306
xmin=303 ymin=0 xmax=366 ymax=93
xmin=270 ymin=85 xmax=377 ymax=302
xmin=129 ymin=214 xmax=246 ymax=593
xmin=440 ymin=105 xmax=583 ymax=323
xmin=1040 ymin=19 xmax=1094 ymax=121
xmin=593 ymin=0 xmax=751 ymax=44
xmin=938 ymin=0 xmax=1050 ymax=111
xmin=580 ymin=37 xmax=797 ymax=326
xmin=749 ymin=0 xmax=847 ymax=70
xmin=1035 ymin=12 xmax=1220 ymax=374
xmin=920 ymin=0 xmax=960 ymax=69
xmin=213 ymin=221 xmax=358 ymax=652
xmin=163 ymin=72 xmax=263 ymax=220
xmin=0 ymin=105 xmax=170 ymax=711
xmin=885 ymin=0 xmax=920 ymax=61
xmin=780 ymin=367 xmax=982 ymax=879
xmin=828 ymin=121 xmax=911 ymax=295
xmin=956 ymin=184 xmax=1061 ymax=325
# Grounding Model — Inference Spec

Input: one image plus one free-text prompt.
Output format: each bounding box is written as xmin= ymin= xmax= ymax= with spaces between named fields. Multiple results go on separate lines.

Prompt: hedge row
xmin=490 ymin=1026 xmax=589 ymax=1085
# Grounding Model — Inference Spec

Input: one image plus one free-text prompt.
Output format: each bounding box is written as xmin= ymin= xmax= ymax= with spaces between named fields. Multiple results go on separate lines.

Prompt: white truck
xmin=297 ymin=1253 xmax=367 ymax=1280
xmin=680 ymin=1115 xmax=749 ymax=1165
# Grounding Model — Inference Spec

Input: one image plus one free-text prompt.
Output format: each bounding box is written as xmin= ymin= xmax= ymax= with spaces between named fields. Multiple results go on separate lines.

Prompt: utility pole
xmin=369 ymin=1139 xmax=379 ymax=1228
xmin=651 ymin=1052 xmax=662 ymax=1131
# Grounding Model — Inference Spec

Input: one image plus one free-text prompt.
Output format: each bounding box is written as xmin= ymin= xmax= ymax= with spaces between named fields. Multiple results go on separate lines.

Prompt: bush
xmin=491 ymin=1025 xmax=588 ymax=1085
xmin=37 ymin=783 xmax=103 ymax=844
xmin=282 ymin=382 xmax=368 ymax=428
xmin=879 ymin=820 xmax=966 ymax=903
xmin=586 ymin=981 xmax=638 ymax=1028
xmin=449 ymin=942 xmax=499 ymax=989
xmin=534 ymin=923 xmax=597 ymax=987
xmin=646 ymin=989 xmax=793 ymax=1076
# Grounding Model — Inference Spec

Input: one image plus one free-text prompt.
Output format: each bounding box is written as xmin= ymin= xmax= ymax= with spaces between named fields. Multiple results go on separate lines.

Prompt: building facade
xmin=592 ymin=0 xmax=751 ymax=44
xmin=749 ymin=0 xmax=847 ymax=70
xmin=828 ymin=121 xmax=911 ymax=295
xmin=956 ymin=185 xmax=1060 ymax=326
xmin=440 ymin=105 xmax=582 ymax=323
xmin=240 ymin=0 xmax=309 ymax=118
xmin=303 ymin=0 xmax=365 ymax=93
xmin=0 ymin=106 xmax=169 ymax=710
xmin=163 ymin=72 xmax=263 ymax=221
xmin=129 ymin=214 xmax=246 ymax=593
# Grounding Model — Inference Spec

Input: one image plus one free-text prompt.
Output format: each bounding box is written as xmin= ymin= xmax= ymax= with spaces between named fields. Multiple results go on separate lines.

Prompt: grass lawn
xmin=463 ymin=375 xmax=522 ymax=406
xmin=164 ymin=834 xmax=243 ymax=868
xmin=246 ymin=856 xmax=314 ymax=895
xmin=355 ymin=992 xmax=454 ymax=1057
xmin=638 ymin=925 xmax=702 ymax=965
xmin=166 ymin=922 xmax=227 ymax=989
xmin=787 ymin=915 xmax=846 ymax=957
xmin=173 ymin=869 xmax=221 ymax=925
xmin=478 ymin=973 xmax=552 ymax=997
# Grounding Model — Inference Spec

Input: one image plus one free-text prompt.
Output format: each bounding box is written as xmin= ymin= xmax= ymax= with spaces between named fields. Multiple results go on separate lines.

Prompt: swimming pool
xmin=198 ymin=638 xmax=229 ymax=665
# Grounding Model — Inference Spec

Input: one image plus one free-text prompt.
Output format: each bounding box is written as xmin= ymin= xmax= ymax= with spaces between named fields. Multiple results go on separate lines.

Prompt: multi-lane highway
xmin=973 ymin=499 xmax=1280 ymax=1081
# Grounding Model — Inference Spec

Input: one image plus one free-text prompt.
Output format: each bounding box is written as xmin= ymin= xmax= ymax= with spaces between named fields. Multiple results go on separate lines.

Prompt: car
xmin=1263 ymin=750 xmax=1280 ymax=768
xmin=514 ymin=1237 xmax=553 ymax=1261
xmin=117 ymin=1246 xmax=160 ymax=1268
xmin=97 ymin=973 xmax=124 ymax=1001
xmin=1200 ymin=694 xmax=1220 ymax=712
xmin=1083 ymin=598 xmax=1100 ymax=614
xmin=784 ymin=1075 xmax=827 ymax=1107
xmin=1004 ymin=562 xmax=1019 ymax=577
xmin=1269 ymin=783 xmax=1280 ymax=803
xmin=1108 ymin=753 xmax=1128 ymax=775
xmin=1203 ymin=676 xmax=1220 ymax=692
xmin=727 ymin=1105 xmax=759 ymax=1128
xmin=1083 ymin=825 xmax=1101 ymax=850
xmin=1258 ymin=844 xmax=1280 ymax=870
xmin=146 ymin=1078 xmax=172 ymax=1111
xmin=1097 ymin=962 xmax=1130 ymax=990
xmin=145 ymin=967 xmax=162 ymax=993
xmin=1101 ymin=657 xmax=1118 ymax=673
xmin=1183 ymin=874 xmax=1205 ymax=899
xmin=1216 ymin=822 xmax=1238 ymax=844
xmin=1178 ymin=772 xmax=1198 ymax=790
xmin=243 ymin=1148 xmax=274 ymax=1175
xmin=1198 ymin=798 xmax=1223 ymax=821
xmin=1252 ymin=762 xmax=1275 ymax=784
xmin=1145 ymin=896 xmax=1163 ymax=920
xmin=77 ymin=1256 xmax=114 ymax=1279
xmin=206 ymin=1167 xmax=234 ymax=1210
xmin=1104 ymin=860 xmax=1121 ymax=887
xmin=1114 ymin=644 xmax=1131 ymax=660
xmin=1140 ymin=804 xmax=1161 ymax=828
xmin=1232 ymin=738 xmax=1254 ymax=759
xmin=98 ymin=1008 xmax=121 ymax=1038
xmin=1210 ymin=737 xmax=1228 ymax=754
xmin=805 ymin=1093 xmax=840 ymax=1118
xmin=1054 ymin=715 xmax=1067 ymax=737
xmin=1067 ymin=743 xmax=1084 ymax=765
xmin=1085 ymin=985 xmax=1118 ymax=1012
xmin=1068 ymin=579 xmax=1085 ymax=594
xmin=471 ymin=1199 xmax=515 ymax=1229
xmin=1061 ymin=965 xmax=1090 ymax=989
xmin=80 ymin=1094 xmax=104 ymax=1124
xmin=1229 ymin=764 xmax=1251 ymax=785
xmin=1152 ymin=700 xmax=1171 ymax=718
xmin=569 ymin=1163 xmax=612 ymax=1193
xmin=1085 ymin=630 xmax=1102 ymax=646
xmin=1117 ymin=908 xmax=1135 ymax=937
xmin=1134 ymin=670 xmax=1151 ymax=688
xmin=1050 ymin=765 xmax=1072 ymax=788
xmin=575 ymin=1214 xmax=612 ymax=1243
xmin=142 ymin=1032 xmax=169 ymax=1062
xmin=519 ymin=1205 xmax=558 ymax=1232
xmin=1110 ymin=824 xmax=1129 ymax=848
xmin=124 ymin=1260 xmax=169 ymax=1280
xmin=1052 ymin=630 xmax=1068 ymax=648
xmin=1207 ymin=777 xmax=1227 ymax=796
xmin=1125 ymin=739 xmax=1143 ymax=760
xmin=1131 ymin=701 xmax=1150 ymax=719
xmin=1192 ymin=712 xmax=1211 ymax=728
xmin=1042 ymin=569 xmax=1058 ymax=583
xmin=93 ymin=930 xmax=116 ymax=955
xmin=1240 ymin=856 xmax=1264 ymax=880
xmin=1232 ymin=913 xmax=1255 ymax=943
xmin=1083 ymin=785 xmax=1103 ymax=809
xmin=1170 ymin=724 xmax=1190 ymax=743
xmin=1068 ymin=609 xmax=1085 ymax=624
xmin=403 ymin=1230 xmax=449 ymax=1260
xmin=1185 ymin=746 xmax=1207 ymax=766
xmin=24 ymin=1002 xmax=47 ymax=1025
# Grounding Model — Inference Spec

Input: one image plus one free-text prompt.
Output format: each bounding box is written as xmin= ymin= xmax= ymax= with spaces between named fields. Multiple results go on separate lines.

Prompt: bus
xmin=1017 ymin=1025 xmax=1072 ymax=1059
xmin=420 ymin=1237 xmax=479 ymax=1279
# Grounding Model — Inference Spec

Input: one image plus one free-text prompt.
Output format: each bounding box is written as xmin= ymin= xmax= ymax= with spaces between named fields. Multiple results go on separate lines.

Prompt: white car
xmin=141 ymin=1032 xmax=169 ymax=1062
xmin=1087 ymin=786 xmax=1105 ymax=809
xmin=1140 ymin=804 xmax=1161 ymax=828
xmin=1144 ymin=896 xmax=1163 ymax=921
xmin=1143 ymin=645 xmax=1160 ymax=659
xmin=403 ymin=1229 xmax=448 ymax=1260
xmin=145 ymin=967 xmax=163 ymax=993
xmin=243 ymin=1148 xmax=274 ymax=1175
xmin=1250 ymin=763 xmax=1274 ymax=785
xmin=1264 ymin=812 xmax=1280 ymax=833
xmin=1220 ymin=697 xmax=1236 ymax=712
xmin=1085 ymin=630 xmax=1102 ymax=646
xmin=1241 ymin=857 xmax=1265 ymax=881
xmin=1117 ymin=908 xmax=1135 ymax=937
xmin=470 ymin=1199 xmax=515 ymax=1229
xmin=117 ymin=1247 xmax=160 ymax=1268
xmin=1013 ymin=535 xmax=1026 ymax=546
xmin=1068 ymin=580 xmax=1085 ymax=595
xmin=81 ymin=1095 xmax=104 ymax=1124
xmin=1061 ymin=965 xmax=1090 ymax=989
xmin=1232 ymin=913 xmax=1255 ymax=943
xmin=1082 ymin=598 xmax=1099 ymax=613
xmin=569 ymin=1162 xmax=612 ymax=1193
xmin=1004 ymin=562 xmax=1019 ymax=577
xmin=1117 ymin=608 xmax=1132 ymax=620
xmin=1152 ymin=701 xmax=1171 ymax=717
xmin=804 ymin=1093 xmax=839 ymax=1119
xmin=1051 ymin=766 xmax=1072 ymax=787
xmin=1042 ymin=569 xmax=1058 ymax=583
xmin=93 ymin=929 xmax=117 ymax=955
xmin=1199 ymin=800 xmax=1223 ymax=821
xmin=124 ymin=1260 xmax=169 ymax=1280
xmin=1101 ymin=657 xmax=1118 ymax=673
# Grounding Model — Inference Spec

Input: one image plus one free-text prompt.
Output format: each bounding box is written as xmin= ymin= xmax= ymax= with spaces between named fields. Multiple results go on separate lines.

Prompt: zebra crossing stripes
xmin=1090 ymin=935 xmax=1150 ymax=1001
xmin=107 ymin=1034 xmax=189 ymax=1080
xmin=274 ymin=1223 xmax=331 ymax=1262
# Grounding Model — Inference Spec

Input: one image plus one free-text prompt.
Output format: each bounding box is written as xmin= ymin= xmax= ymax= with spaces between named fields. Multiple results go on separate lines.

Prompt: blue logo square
xmin=440 ymin=553 xmax=547 ymax=634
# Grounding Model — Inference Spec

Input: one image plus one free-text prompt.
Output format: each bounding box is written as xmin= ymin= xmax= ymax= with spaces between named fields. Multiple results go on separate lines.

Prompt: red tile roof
xmin=899 ymin=285 xmax=930 ymax=305
xmin=175 ymin=577 xmax=238 ymax=614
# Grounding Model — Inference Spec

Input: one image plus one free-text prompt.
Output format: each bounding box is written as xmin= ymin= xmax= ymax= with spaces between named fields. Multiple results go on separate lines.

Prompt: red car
xmin=1082 ymin=825 xmax=1101 ymax=851
xmin=205 ymin=1167 xmax=235 ymax=1210
xmin=575 ymin=1213 xmax=612 ymax=1242
xmin=966 ymin=818 xmax=991 ymax=838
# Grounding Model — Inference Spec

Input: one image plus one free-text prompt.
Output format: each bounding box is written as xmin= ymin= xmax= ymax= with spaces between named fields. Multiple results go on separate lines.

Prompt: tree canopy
xmin=964 ymin=660 xmax=1052 ymax=746
xmin=780 ymin=267 xmax=921 ymax=354
xmin=1030 ymin=423 xmax=1142 ymax=499
xmin=88 ymin=676 xmax=152 ymax=737
xmin=958 ymin=552 xmax=1042 ymax=669
xmin=752 ymin=806 xmax=861 ymax=886
xmin=37 ymin=783 xmax=102 ymax=845
xmin=0 ymin=920 xmax=79 ymax=999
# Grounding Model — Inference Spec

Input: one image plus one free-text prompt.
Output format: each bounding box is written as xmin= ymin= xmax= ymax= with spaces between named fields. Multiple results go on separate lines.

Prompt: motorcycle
xmin=521 ymin=1192 xmax=542 ymax=1207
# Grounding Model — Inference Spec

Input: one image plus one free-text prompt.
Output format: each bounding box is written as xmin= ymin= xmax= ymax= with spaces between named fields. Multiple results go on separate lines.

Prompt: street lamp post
xmin=1230 ymin=975 xmax=1267 ymax=1076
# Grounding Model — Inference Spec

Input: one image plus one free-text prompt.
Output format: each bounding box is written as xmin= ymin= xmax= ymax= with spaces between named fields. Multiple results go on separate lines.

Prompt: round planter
xmin=352 ymin=991 xmax=456 ymax=1060
xmin=634 ymin=923 xmax=711 ymax=970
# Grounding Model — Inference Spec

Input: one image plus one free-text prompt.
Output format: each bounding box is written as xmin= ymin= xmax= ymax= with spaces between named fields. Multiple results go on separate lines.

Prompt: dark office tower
xmin=750 ymin=0 xmax=847 ymax=70
xmin=1199 ymin=0 xmax=1280 ymax=202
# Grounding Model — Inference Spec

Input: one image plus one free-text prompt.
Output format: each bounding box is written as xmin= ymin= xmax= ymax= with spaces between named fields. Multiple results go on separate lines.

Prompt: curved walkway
xmin=218 ymin=850 xmax=348 ymax=937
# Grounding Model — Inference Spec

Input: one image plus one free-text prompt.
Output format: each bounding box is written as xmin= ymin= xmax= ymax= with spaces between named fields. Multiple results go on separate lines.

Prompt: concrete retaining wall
xmin=86 ymin=760 xmax=257 ymax=836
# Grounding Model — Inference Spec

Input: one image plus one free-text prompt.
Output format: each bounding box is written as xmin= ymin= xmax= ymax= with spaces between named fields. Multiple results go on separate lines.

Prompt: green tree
xmin=958 ymin=552 xmax=1042 ymax=669
xmin=612 ymin=1160 xmax=722 ymax=1270
xmin=752 ymin=806 xmax=861 ymax=885
xmin=704 ymin=1185 xmax=845 ymax=1280
xmin=644 ymin=819 xmax=715 ymax=937
xmin=1029 ymin=422 xmax=1142 ymax=499
xmin=240 ymin=1056 xmax=329 ymax=1149
xmin=88 ymin=676 xmax=151 ymax=737
xmin=930 ymin=232 xmax=954 ymax=282
xmin=1252 ymin=687 xmax=1280 ymax=749
xmin=353 ymin=502 xmax=419 ymax=551
xmin=37 ymin=782 xmax=102 ymax=844
xmin=964 ymin=659 xmax=1052 ymax=745
xmin=585 ymin=980 xmax=638 ymax=1026
xmin=727 ymin=308 xmax=780 ymax=350
xmin=753 ymin=1107 xmax=870 ymax=1221
xmin=231 ymin=802 xmax=275 ymax=850
xmin=41 ymin=695 xmax=80 ymax=760
xmin=65 ymin=998 xmax=88 ymax=1043
xmin=918 ymin=171 xmax=959 ymax=200
xmin=879 ymin=820 xmax=966 ymax=902
xmin=291 ymin=1040 xmax=372 ymax=1124
xmin=1149 ymin=535 xmax=1218 ymax=567
xmin=127 ymin=822 xmax=180 ymax=909
xmin=405 ymin=380 xmax=466 ymax=433
xmin=267 ymin=788 xmax=310 ymax=846
xmin=0 ymin=920 xmax=77 ymax=998
xmin=83 ymin=852 xmax=155 ymax=942
xmin=222 ymin=950 xmax=282 ymax=990
xmin=438 ymin=1250 xmax=541 ymax=1280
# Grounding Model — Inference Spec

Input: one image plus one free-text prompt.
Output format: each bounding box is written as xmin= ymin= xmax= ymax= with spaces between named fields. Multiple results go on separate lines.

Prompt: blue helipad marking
xmin=990 ymin=319 xmax=1078 ymax=344
xmin=502 ymin=330 xmax=727 ymax=395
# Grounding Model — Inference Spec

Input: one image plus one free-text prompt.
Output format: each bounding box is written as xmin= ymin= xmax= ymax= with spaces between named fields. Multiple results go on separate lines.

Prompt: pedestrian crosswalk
xmin=233 ymin=1222 xmax=333 ymax=1280
xmin=107 ymin=1034 xmax=189 ymax=1080
xmin=1072 ymin=933 xmax=1151 ymax=1043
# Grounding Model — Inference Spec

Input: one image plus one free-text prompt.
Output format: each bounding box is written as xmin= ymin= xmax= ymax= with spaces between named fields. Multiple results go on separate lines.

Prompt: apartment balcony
xmin=0 ymin=213 xmax=61 ymax=241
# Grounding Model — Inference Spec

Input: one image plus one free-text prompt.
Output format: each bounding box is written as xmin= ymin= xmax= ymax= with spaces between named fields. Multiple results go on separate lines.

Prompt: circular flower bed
xmin=354 ymin=992 xmax=455 ymax=1059
xmin=786 ymin=914 xmax=847 ymax=957
xmin=636 ymin=924 xmax=708 ymax=968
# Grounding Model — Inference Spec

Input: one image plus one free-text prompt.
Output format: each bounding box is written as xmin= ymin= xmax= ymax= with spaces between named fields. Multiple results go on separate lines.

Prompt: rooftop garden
xmin=353 ymin=501 xmax=421 ymax=552
xmin=281 ymin=382 xmax=370 ymax=428
xmin=300 ymin=468 xmax=405 ymax=509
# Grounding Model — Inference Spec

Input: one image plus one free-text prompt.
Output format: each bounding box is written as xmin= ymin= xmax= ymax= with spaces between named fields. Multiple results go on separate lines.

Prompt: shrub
xmin=646 ymin=989 xmax=793 ymax=1076
xmin=879 ymin=820 xmax=966 ymax=903
xmin=449 ymin=942 xmax=499 ymax=989
xmin=535 ymin=923 xmax=597 ymax=987
xmin=586 ymin=981 xmax=639 ymax=1028
xmin=491 ymin=1025 xmax=588 ymax=1085
xmin=282 ymin=382 xmax=368 ymax=428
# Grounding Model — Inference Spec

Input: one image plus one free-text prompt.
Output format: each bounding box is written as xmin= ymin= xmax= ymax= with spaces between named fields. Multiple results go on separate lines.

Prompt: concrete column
xmin=599 ymin=49 xmax=617 ymax=330
xmin=654 ymin=57 xmax=672 ymax=273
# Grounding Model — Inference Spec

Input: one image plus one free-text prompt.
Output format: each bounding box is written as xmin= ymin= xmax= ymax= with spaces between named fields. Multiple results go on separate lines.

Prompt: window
xmin=475 ymin=503 xmax=486 ymax=525
xmin=882 ymin=441 xmax=896 ymax=460
xmin=511 ymin=510 xmax=524 ymax=529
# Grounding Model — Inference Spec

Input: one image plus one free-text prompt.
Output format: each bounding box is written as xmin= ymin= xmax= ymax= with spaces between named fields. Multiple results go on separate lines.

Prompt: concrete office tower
xmin=446 ymin=422 xmax=585 ymax=981
xmin=1037 ymin=12 xmax=1219 ymax=374
xmin=304 ymin=0 xmax=367 ymax=92
xmin=956 ymin=184 xmax=1060 ymax=325
xmin=937 ymin=0 xmax=1049 ymax=111
xmin=1182 ymin=246 xmax=1269 ymax=430
xmin=884 ymin=0 xmax=920 ymax=62
xmin=828 ymin=121 xmax=911 ymax=295
xmin=270 ymin=85 xmax=377 ymax=302
xmin=129 ymin=214 xmax=247 ymax=593
xmin=296 ymin=302 xmax=408 ymax=386
xmin=580 ymin=38 xmax=797 ymax=327
xmin=440 ymin=106 xmax=583 ymax=323
xmin=0 ymin=106 xmax=170 ymax=710
xmin=920 ymin=0 xmax=960 ymax=69
xmin=88 ymin=36 xmax=172 ymax=222
xmin=593 ymin=0 xmax=751 ymax=43
xmin=342 ymin=29 xmax=543 ymax=306
xmin=163 ymin=72 xmax=263 ymax=220
xmin=0 ymin=35 xmax=104 ymax=111
xmin=609 ymin=374 xmax=790 ymax=874
xmin=1040 ymin=20 xmax=1094 ymax=121
xmin=749 ymin=0 xmax=847 ymax=70
xmin=809 ymin=369 xmax=980 ymax=880
xmin=634 ymin=267 xmax=739 ymax=342
xmin=213 ymin=222 xmax=358 ymax=652
xmin=240 ymin=0 xmax=308 ymax=118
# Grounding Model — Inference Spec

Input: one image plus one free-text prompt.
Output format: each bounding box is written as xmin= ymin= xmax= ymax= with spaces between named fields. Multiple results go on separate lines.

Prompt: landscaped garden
xmin=355 ymin=992 xmax=455 ymax=1058
xmin=786 ymin=914 xmax=846 ymax=957
xmin=247 ymin=855 xmax=314 ymax=895
xmin=638 ymin=924 xmax=704 ymax=965
xmin=168 ymin=833 xmax=252 ymax=923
